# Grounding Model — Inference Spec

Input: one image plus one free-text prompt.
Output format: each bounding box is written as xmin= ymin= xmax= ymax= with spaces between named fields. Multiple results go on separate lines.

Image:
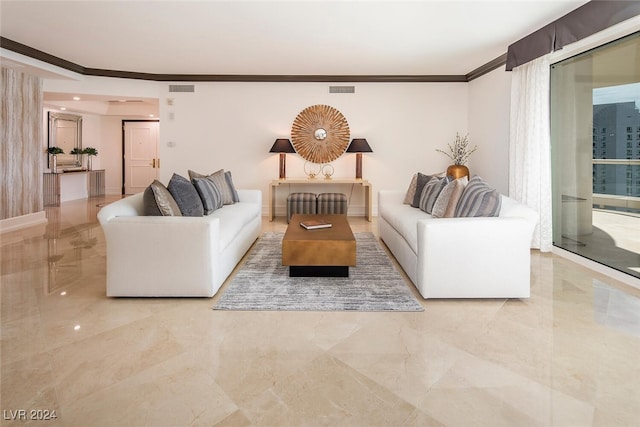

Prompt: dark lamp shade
xmin=269 ymin=138 xmax=295 ymax=153
xmin=346 ymin=138 xmax=373 ymax=153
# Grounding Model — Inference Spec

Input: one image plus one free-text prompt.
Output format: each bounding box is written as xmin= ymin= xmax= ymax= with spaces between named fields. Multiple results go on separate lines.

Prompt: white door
xmin=124 ymin=121 xmax=159 ymax=194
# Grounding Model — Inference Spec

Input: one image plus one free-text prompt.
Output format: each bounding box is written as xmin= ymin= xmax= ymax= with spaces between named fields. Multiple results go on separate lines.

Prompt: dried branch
xmin=435 ymin=133 xmax=477 ymax=165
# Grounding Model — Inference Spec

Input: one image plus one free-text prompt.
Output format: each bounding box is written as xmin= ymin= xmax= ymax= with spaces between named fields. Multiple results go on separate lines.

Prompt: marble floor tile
xmin=1 ymin=196 xmax=640 ymax=426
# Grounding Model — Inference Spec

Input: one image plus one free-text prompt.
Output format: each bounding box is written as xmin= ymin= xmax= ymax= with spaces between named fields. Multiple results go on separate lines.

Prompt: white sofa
xmin=97 ymin=189 xmax=261 ymax=297
xmin=378 ymin=190 xmax=538 ymax=299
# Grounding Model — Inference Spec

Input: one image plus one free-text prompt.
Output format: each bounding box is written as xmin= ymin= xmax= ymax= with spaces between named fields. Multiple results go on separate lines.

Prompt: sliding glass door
xmin=550 ymin=32 xmax=640 ymax=279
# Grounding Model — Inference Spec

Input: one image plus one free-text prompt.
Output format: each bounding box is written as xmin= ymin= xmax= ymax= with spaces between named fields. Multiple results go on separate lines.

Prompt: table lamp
xmin=269 ymin=138 xmax=295 ymax=179
xmin=346 ymin=138 xmax=373 ymax=179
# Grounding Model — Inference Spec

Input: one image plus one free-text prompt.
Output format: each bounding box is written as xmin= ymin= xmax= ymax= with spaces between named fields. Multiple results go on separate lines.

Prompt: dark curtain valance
xmin=506 ymin=0 xmax=640 ymax=71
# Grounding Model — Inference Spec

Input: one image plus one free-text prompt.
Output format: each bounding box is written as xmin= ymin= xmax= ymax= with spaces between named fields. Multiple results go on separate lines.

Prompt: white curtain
xmin=509 ymin=54 xmax=553 ymax=252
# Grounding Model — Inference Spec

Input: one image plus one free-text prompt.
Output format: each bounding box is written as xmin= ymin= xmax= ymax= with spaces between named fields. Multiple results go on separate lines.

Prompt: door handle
xmin=150 ymin=159 xmax=156 ymax=168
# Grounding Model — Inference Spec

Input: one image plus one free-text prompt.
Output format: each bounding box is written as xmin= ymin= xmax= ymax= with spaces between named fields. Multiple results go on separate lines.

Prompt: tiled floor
xmin=1 ymin=196 xmax=640 ymax=426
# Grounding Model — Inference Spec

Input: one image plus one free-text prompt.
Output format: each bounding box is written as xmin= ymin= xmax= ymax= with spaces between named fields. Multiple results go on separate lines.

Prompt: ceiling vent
xmin=108 ymin=99 xmax=144 ymax=103
xmin=169 ymin=84 xmax=195 ymax=93
xmin=329 ymin=86 xmax=355 ymax=94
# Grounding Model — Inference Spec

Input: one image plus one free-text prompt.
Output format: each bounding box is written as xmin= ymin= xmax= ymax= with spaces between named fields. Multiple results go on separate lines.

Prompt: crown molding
xmin=466 ymin=53 xmax=508 ymax=81
xmin=1 ymin=36 xmax=505 ymax=83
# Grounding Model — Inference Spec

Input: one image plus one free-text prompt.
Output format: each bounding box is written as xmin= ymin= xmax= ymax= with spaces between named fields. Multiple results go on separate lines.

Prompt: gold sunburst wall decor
xmin=291 ymin=105 xmax=350 ymax=164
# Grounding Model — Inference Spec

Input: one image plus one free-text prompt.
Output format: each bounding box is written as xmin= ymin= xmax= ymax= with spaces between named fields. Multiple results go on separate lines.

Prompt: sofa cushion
xmin=418 ymin=176 xmax=450 ymax=214
xmin=209 ymin=201 xmax=262 ymax=251
xmin=189 ymin=169 xmax=235 ymax=205
xmin=379 ymin=202 xmax=432 ymax=254
xmin=192 ymin=177 xmax=224 ymax=214
xmin=454 ymin=175 xmax=501 ymax=217
xmin=432 ymin=176 xmax=468 ymax=218
xmin=167 ymin=173 xmax=204 ymax=217
xmin=143 ymin=180 xmax=182 ymax=216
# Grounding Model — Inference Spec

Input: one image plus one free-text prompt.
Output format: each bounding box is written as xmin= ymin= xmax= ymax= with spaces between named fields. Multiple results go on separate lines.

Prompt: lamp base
xmin=355 ymin=153 xmax=363 ymax=179
xmin=279 ymin=153 xmax=286 ymax=179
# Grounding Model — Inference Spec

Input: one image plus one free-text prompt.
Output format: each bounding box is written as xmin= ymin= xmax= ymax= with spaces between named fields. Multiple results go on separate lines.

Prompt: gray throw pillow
xmin=143 ymin=180 xmax=182 ymax=216
xmin=411 ymin=172 xmax=434 ymax=208
xmin=167 ymin=173 xmax=204 ymax=217
xmin=418 ymin=176 xmax=450 ymax=214
xmin=404 ymin=174 xmax=418 ymax=204
xmin=432 ymin=176 xmax=468 ymax=218
xmin=454 ymin=175 xmax=502 ymax=217
xmin=188 ymin=169 xmax=235 ymax=205
xmin=225 ymin=171 xmax=240 ymax=203
xmin=192 ymin=177 xmax=224 ymax=214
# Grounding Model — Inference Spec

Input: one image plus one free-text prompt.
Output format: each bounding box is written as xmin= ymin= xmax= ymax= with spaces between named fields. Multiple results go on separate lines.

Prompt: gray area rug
xmin=213 ymin=232 xmax=424 ymax=311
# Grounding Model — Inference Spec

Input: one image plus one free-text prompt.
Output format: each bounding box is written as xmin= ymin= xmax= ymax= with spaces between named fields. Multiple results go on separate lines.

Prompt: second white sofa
xmin=378 ymin=179 xmax=538 ymax=299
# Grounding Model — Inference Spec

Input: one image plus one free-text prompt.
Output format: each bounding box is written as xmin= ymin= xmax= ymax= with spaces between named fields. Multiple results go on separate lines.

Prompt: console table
xmin=269 ymin=178 xmax=372 ymax=222
xmin=44 ymin=170 xmax=105 ymax=206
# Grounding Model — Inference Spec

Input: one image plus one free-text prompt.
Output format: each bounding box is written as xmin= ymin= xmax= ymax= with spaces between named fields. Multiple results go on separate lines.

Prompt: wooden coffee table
xmin=282 ymin=214 xmax=356 ymax=277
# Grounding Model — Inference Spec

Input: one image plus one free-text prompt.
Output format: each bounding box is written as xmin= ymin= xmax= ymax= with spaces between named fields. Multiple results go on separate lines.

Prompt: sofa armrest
xmin=416 ymin=217 xmax=533 ymax=298
xmin=97 ymin=192 xmax=145 ymax=224
xmin=101 ymin=215 xmax=221 ymax=296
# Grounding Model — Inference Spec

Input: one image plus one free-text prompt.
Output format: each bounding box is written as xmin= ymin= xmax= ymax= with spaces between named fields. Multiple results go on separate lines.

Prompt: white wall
xmin=158 ymin=81 xmax=469 ymax=215
xmin=45 ymin=75 xmax=521 ymax=215
xmin=468 ymin=67 xmax=512 ymax=195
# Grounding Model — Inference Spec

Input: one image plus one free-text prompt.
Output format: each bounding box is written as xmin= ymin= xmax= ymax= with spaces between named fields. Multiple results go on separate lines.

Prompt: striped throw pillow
xmin=192 ymin=177 xmax=224 ymax=214
xmin=432 ymin=176 xmax=468 ymax=218
xmin=454 ymin=175 xmax=501 ymax=217
xmin=189 ymin=169 xmax=235 ymax=205
xmin=418 ymin=176 xmax=450 ymax=215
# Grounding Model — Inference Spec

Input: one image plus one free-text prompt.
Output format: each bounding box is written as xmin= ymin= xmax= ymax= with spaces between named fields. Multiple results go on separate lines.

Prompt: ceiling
xmin=1 ymin=0 xmax=590 ymax=115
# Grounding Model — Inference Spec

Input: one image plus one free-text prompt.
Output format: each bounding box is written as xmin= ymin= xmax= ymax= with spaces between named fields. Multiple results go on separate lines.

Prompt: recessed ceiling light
xmin=60 ymin=107 xmax=66 ymax=110
xmin=149 ymin=114 xmax=154 ymax=117
xmin=73 ymin=96 xmax=80 ymax=101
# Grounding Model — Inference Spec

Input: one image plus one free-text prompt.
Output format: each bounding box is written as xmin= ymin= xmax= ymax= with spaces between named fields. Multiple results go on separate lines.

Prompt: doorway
xmin=122 ymin=120 xmax=160 ymax=195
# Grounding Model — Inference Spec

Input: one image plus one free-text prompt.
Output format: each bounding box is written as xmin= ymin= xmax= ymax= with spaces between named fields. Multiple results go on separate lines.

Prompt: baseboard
xmin=0 ymin=211 xmax=48 ymax=233
xmin=106 ymin=187 xmax=123 ymax=196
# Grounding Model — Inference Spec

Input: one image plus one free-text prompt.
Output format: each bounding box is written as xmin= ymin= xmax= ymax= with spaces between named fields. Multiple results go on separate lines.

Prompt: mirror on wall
xmin=48 ymin=112 xmax=82 ymax=168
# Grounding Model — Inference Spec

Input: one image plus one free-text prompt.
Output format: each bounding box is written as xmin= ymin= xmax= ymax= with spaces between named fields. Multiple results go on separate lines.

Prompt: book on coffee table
xmin=299 ymin=219 xmax=332 ymax=230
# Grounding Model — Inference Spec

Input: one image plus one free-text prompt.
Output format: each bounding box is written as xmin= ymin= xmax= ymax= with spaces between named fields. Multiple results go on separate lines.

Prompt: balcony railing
xmin=592 ymin=159 xmax=640 ymax=211
xmin=592 ymin=193 xmax=640 ymax=210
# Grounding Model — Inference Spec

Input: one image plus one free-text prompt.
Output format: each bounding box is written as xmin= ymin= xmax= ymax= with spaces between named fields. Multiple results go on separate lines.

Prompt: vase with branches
xmin=436 ymin=133 xmax=477 ymax=178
